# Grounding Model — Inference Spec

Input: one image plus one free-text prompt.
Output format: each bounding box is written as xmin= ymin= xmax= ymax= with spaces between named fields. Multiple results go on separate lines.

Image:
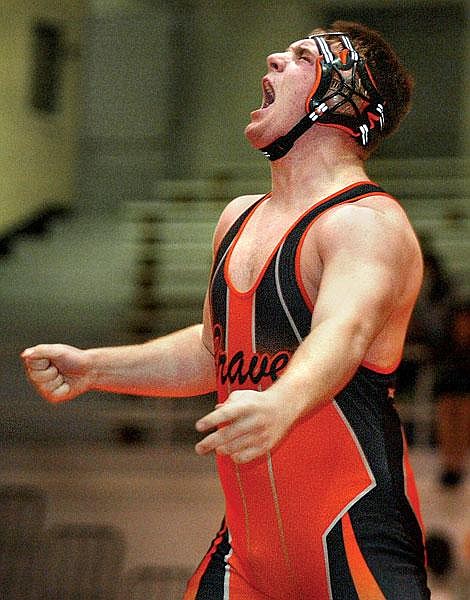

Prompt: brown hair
xmin=312 ymin=21 xmax=414 ymax=154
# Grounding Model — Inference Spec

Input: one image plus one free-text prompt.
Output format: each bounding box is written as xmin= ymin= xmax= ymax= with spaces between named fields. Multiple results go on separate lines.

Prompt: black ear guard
xmin=260 ymin=32 xmax=384 ymax=161
xmin=306 ymin=33 xmax=384 ymax=146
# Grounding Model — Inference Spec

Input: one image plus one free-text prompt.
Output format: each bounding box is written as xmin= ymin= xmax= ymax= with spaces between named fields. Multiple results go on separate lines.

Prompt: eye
xmin=298 ymin=54 xmax=312 ymax=63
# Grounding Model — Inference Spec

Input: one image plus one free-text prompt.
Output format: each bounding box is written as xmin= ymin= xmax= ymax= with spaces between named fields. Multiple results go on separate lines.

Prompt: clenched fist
xmin=21 ymin=344 xmax=93 ymax=403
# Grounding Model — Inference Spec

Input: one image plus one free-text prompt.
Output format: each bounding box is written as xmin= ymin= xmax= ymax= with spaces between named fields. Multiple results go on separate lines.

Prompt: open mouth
xmin=261 ymin=79 xmax=275 ymax=109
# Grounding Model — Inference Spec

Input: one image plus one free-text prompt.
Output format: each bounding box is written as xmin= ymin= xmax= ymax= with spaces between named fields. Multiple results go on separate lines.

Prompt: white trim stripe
xmin=267 ymin=451 xmax=291 ymax=566
xmin=321 ymin=401 xmax=377 ymax=600
xmin=212 ymin=242 xmax=232 ymax=287
xmin=274 ymin=241 xmax=303 ymax=344
xmin=223 ymin=529 xmax=233 ymax=600
xmin=341 ymin=35 xmax=359 ymax=62
xmin=315 ymin=36 xmax=334 ymax=63
xmin=359 ymin=123 xmax=369 ymax=146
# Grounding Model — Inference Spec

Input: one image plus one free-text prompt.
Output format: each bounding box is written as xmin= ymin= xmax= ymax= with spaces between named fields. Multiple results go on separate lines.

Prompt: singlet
xmin=185 ymin=182 xmax=430 ymax=600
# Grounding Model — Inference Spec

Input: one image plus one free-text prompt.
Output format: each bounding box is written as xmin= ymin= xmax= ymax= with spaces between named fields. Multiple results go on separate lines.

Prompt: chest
xmin=226 ymin=208 xmax=322 ymax=300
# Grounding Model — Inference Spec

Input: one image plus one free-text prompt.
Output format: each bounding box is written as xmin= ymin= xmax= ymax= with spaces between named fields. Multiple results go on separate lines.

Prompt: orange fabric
xmin=305 ymin=57 xmax=324 ymax=112
xmin=183 ymin=524 xmax=228 ymax=599
xmin=196 ymin=183 xmax=427 ymax=598
xmin=339 ymin=49 xmax=350 ymax=64
xmin=342 ymin=512 xmax=386 ymax=600
xmin=216 ymin=403 xmax=374 ymax=599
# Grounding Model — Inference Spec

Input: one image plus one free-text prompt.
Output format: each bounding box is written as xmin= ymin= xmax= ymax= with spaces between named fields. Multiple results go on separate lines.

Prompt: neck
xmin=268 ymin=127 xmax=369 ymax=207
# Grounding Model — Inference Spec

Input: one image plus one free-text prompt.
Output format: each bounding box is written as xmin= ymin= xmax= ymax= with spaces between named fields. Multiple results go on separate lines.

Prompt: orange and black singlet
xmin=184 ymin=183 xmax=430 ymax=600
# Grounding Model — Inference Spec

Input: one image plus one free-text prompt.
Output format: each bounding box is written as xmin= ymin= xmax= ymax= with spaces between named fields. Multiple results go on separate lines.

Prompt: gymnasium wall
xmin=0 ymin=0 xmax=468 ymax=230
xmin=0 ymin=0 xmax=84 ymax=237
xmin=79 ymin=0 xmax=469 ymax=195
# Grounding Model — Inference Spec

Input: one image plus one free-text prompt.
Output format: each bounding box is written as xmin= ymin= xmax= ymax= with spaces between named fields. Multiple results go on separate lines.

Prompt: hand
xmin=21 ymin=344 xmax=93 ymax=403
xmin=195 ymin=389 xmax=297 ymax=464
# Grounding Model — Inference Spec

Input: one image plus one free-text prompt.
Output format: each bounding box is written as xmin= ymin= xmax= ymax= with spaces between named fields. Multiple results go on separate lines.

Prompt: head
xmin=246 ymin=21 xmax=414 ymax=160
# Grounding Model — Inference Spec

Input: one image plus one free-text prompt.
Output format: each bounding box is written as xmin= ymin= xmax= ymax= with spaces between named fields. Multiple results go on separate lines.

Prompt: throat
xmin=270 ymin=150 xmax=369 ymax=206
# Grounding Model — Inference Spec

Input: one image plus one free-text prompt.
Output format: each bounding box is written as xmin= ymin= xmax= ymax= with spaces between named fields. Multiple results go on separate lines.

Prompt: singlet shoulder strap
xmin=285 ymin=181 xmax=386 ymax=249
xmin=273 ymin=182 xmax=387 ymax=336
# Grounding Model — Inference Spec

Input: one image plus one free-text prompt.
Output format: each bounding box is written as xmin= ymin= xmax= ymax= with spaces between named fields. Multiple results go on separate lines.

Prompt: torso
xmin=220 ymin=181 xmax=422 ymax=371
xmin=195 ymin=182 xmax=429 ymax=599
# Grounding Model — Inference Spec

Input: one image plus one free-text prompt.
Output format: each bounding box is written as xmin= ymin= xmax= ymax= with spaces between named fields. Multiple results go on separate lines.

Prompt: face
xmin=244 ymin=39 xmax=321 ymax=149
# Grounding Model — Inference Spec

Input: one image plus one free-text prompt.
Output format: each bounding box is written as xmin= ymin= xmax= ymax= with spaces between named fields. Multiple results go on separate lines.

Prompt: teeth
xmin=261 ymin=80 xmax=275 ymax=108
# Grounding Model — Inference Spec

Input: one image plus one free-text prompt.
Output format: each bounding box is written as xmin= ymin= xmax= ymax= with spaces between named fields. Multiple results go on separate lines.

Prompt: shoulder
xmin=314 ymin=194 xmax=421 ymax=262
xmin=308 ymin=194 xmax=423 ymax=300
xmin=212 ymin=193 xmax=266 ymax=251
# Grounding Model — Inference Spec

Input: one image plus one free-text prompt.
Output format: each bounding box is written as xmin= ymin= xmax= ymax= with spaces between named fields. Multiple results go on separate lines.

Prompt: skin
xmin=22 ymin=37 xmax=423 ymax=465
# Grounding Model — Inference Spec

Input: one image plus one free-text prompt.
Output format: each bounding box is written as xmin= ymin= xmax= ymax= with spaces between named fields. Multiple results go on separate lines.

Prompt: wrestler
xmin=23 ymin=21 xmax=430 ymax=599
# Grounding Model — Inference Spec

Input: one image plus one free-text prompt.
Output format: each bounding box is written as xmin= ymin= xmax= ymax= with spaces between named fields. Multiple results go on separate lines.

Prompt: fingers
xmin=49 ymin=380 xmax=71 ymax=402
xmin=26 ymin=363 xmax=58 ymax=383
xmin=195 ymin=409 xmax=223 ymax=433
xmin=194 ymin=403 xmax=246 ymax=454
xmin=195 ymin=418 xmax=257 ymax=456
xmin=195 ymin=428 xmax=267 ymax=464
xmin=28 ymin=370 xmax=70 ymax=403
xmin=195 ymin=394 xmax=268 ymax=462
xmin=232 ymin=446 xmax=266 ymax=464
xmin=23 ymin=357 xmax=51 ymax=371
xmin=21 ymin=345 xmax=55 ymax=361
xmin=194 ymin=390 xmax=288 ymax=464
xmin=195 ymin=398 xmax=245 ymax=433
xmin=21 ymin=346 xmax=71 ymax=403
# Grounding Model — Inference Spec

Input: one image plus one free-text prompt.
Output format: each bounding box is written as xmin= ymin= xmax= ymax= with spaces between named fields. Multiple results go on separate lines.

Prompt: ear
xmin=305 ymin=57 xmax=331 ymax=113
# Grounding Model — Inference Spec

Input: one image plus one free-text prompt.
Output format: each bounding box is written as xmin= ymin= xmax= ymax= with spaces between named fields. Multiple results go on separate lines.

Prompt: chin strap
xmin=260 ymin=104 xmax=328 ymax=161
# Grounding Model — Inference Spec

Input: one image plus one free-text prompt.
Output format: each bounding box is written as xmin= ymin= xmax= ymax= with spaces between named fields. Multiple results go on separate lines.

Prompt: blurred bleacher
xmin=0 ymin=484 xmax=192 ymax=599
xmin=127 ymin=158 xmax=469 ymax=337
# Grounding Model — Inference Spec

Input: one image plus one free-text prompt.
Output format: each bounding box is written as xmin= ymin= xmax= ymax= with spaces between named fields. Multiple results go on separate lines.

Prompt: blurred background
xmin=0 ymin=0 xmax=468 ymax=598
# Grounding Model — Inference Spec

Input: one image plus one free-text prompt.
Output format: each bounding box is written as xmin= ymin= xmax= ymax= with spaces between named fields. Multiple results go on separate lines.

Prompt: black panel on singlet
xmin=326 ymin=519 xmax=360 ymax=600
xmin=210 ymin=194 xmax=268 ymax=338
xmin=210 ymin=183 xmax=386 ymax=353
xmin=253 ymin=259 xmax=302 ymax=355
xmin=195 ymin=521 xmax=231 ymax=600
xmin=334 ymin=370 xmax=429 ymax=599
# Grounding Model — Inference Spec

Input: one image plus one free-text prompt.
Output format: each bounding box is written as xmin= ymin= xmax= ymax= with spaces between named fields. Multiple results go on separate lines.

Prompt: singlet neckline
xmin=224 ymin=180 xmax=379 ymax=297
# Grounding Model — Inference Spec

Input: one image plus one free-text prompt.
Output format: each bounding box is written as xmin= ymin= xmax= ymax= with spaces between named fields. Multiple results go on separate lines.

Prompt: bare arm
xmin=22 ymin=288 xmax=216 ymax=403
xmin=21 ymin=194 xmax=261 ymax=404
xmin=267 ymin=203 xmax=417 ymax=415
xmin=86 ymin=321 xmax=216 ymax=397
xmin=195 ymin=203 xmax=422 ymax=462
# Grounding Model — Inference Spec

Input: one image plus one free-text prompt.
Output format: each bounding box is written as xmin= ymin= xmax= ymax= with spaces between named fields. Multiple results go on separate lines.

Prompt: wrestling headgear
xmin=260 ymin=32 xmax=385 ymax=161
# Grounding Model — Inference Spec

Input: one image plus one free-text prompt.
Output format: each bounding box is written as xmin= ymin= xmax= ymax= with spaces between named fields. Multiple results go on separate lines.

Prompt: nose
xmin=266 ymin=52 xmax=286 ymax=72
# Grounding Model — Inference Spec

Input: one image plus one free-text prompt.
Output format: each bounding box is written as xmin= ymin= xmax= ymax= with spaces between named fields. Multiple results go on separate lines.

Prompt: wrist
xmin=264 ymin=383 xmax=306 ymax=429
xmin=82 ymin=347 xmax=104 ymax=391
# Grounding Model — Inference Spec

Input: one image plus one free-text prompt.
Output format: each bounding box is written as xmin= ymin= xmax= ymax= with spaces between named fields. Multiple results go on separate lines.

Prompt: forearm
xmin=86 ymin=324 xmax=216 ymax=397
xmin=269 ymin=317 xmax=370 ymax=419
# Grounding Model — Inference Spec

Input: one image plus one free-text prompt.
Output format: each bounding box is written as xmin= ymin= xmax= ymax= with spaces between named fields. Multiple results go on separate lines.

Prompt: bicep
xmin=311 ymin=209 xmax=409 ymax=338
xmin=313 ymin=250 xmax=397 ymax=335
